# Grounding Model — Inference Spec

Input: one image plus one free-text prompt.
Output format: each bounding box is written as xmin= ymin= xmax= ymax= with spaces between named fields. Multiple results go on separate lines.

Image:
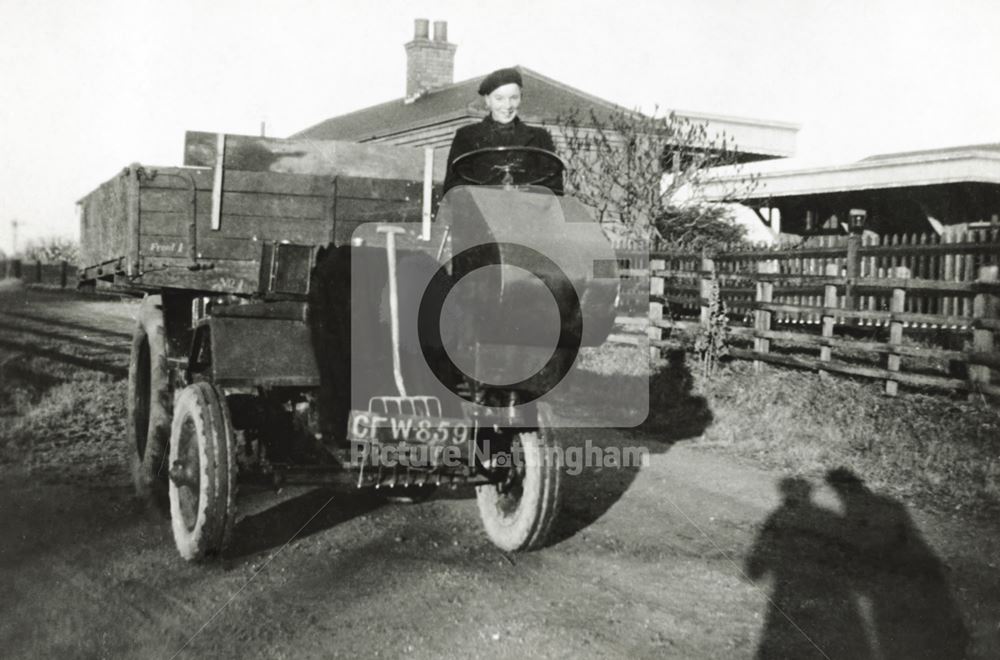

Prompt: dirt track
xmin=1 ymin=283 xmax=998 ymax=659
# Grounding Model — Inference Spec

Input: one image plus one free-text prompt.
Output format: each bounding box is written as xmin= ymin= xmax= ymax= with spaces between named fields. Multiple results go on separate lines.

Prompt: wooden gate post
xmin=35 ymin=259 xmax=42 ymax=284
xmin=819 ymin=263 xmax=840 ymax=377
xmin=699 ymin=254 xmax=716 ymax=327
xmin=754 ymin=260 xmax=777 ymax=373
xmin=886 ymin=266 xmax=910 ymax=396
xmin=12 ymin=259 xmax=21 ymax=279
xmin=648 ymin=257 xmax=666 ymax=360
xmin=970 ymin=265 xmax=999 ymax=396
xmin=60 ymin=260 xmax=68 ymax=288
xmin=845 ymin=231 xmax=861 ymax=319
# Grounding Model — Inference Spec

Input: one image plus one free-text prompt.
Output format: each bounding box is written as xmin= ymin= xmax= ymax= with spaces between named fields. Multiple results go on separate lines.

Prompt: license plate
xmin=347 ymin=410 xmax=473 ymax=446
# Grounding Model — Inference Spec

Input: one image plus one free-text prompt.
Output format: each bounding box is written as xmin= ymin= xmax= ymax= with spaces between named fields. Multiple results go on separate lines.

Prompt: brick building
xmin=293 ymin=19 xmax=798 ymax=167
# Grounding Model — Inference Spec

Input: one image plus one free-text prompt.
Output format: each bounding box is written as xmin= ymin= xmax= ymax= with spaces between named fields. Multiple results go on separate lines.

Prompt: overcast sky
xmin=1 ymin=0 xmax=999 ymax=252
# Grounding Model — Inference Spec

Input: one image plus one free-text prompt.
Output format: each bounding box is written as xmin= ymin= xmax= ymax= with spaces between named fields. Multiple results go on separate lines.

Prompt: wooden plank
xmin=716 ymin=246 xmax=844 ymax=259
xmin=967 ymin=351 xmax=1000 ymax=370
xmin=183 ymin=131 xmax=442 ymax=182
xmin=754 ymin=261 xmax=776 ymax=372
xmin=751 ymin=329 xmax=967 ymax=361
xmin=859 ymin=241 xmax=1000 ymax=257
xmin=820 ymin=264 xmax=838 ymax=373
xmin=892 ymin=311 xmax=973 ymax=327
xmin=853 ymin=277 xmax=977 ymax=294
xmin=699 ymin=256 xmax=715 ymax=326
xmin=335 ymin=197 xmax=423 ymax=223
xmin=969 ymin=265 xmax=999 ymax=395
xmin=211 ymin=133 xmax=226 ymax=230
xmin=648 ymin=318 xmax=701 ymax=331
xmin=140 ymin=189 xmax=328 ymax=219
xmin=756 ymin=302 xmax=973 ymax=327
xmin=139 ymin=234 xmax=261 ymax=262
xmin=127 ymin=166 xmax=140 ymax=276
xmin=886 ymin=268 xmax=909 ymax=396
xmin=336 ymin=176 xmax=424 ymax=201
xmin=728 ymin=348 xmax=968 ymax=390
xmin=122 ymin=259 xmax=261 ymax=294
xmin=974 ymin=318 xmax=1000 ymax=331
xmin=139 ymin=211 xmax=332 ymax=242
xmin=78 ymin=170 xmax=130 ymax=272
xmin=650 ymin=293 xmax=698 ymax=306
xmin=141 ymin=167 xmax=336 ymax=196
xmin=648 ymin=258 xmax=665 ymax=359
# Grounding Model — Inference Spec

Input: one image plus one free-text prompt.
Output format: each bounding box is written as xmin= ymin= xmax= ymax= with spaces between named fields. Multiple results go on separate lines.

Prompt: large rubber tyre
xmin=476 ymin=405 xmax=562 ymax=552
xmin=128 ymin=294 xmax=172 ymax=504
xmin=168 ymin=382 xmax=237 ymax=561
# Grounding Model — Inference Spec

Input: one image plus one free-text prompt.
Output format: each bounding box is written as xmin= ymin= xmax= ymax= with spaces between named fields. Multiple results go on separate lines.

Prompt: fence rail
xmin=642 ymin=228 xmax=1000 ymax=397
xmin=1 ymin=259 xmax=79 ymax=288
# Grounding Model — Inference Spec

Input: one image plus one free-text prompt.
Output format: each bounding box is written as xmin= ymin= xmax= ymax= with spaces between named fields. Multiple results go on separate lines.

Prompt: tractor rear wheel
xmin=168 ymin=382 xmax=238 ymax=561
xmin=128 ymin=294 xmax=172 ymax=506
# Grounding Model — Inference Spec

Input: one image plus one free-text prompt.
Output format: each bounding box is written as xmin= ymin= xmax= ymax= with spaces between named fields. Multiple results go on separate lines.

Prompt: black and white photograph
xmin=1 ymin=1 xmax=998 ymax=658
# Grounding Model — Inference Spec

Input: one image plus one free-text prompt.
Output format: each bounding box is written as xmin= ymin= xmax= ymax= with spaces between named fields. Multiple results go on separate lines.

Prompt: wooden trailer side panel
xmin=184 ymin=131 xmax=447 ymax=182
xmin=78 ymin=168 xmax=133 ymax=274
xmin=80 ymin=163 xmax=429 ymax=293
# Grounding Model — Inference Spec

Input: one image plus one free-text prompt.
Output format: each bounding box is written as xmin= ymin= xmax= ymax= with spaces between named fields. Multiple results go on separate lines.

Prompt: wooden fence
xmin=644 ymin=229 xmax=1000 ymax=397
xmin=1 ymin=259 xmax=78 ymax=288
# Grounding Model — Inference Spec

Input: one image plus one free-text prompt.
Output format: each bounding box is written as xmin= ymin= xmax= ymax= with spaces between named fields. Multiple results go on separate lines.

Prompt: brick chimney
xmin=404 ymin=19 xmax=456 ymax=101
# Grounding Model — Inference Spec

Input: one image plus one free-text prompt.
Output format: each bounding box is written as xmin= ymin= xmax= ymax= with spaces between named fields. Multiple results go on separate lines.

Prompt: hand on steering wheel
xmin=451 ymin=146 xmax=565 ymax=187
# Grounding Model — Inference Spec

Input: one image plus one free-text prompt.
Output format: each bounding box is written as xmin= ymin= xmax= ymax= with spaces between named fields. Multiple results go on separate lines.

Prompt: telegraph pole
xmin=10 ymin=218 xmax=18 ymax=255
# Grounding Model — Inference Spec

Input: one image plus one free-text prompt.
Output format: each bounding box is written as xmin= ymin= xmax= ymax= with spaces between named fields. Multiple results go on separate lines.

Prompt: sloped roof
xmin=862 ymin=142 xmax=1000 ymax=162
xmin=701 ymin=145 xmax=1000 ymax=202
xmin=292 ymin=66 xmax=631 ymax=142
xmin=292 ymin=65 xmax=798 ymax=158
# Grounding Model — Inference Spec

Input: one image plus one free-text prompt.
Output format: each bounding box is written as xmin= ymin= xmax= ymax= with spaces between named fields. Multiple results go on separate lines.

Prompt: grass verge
xmin=675 ymin=358 xmax=1000 ymax=514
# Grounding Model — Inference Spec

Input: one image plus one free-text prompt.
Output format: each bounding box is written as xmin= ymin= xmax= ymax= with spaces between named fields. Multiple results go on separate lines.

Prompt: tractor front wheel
xmin=168 ymin=382 xmax=238 ymax=561
xmin=475 ymin=405 xmax=562 ymax=552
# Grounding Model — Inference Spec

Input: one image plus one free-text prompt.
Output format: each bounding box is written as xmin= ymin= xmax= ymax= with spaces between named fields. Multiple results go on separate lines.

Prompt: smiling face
xmin=483 ymin=83 xmax=521 ymax=124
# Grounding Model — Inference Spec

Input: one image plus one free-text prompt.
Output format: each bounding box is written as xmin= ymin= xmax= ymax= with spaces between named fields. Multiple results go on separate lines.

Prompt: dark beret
xmin=478 ymin=68 xmax=522 ymax=96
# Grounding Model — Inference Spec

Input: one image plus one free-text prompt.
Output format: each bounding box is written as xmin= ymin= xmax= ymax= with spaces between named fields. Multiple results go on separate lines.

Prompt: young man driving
xmin=443 ymin=67 xmax=563 ymax=194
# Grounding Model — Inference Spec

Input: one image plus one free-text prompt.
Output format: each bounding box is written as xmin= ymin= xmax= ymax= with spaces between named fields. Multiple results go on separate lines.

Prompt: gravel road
xmin=1 ymin=283 xmax=998 ymax=659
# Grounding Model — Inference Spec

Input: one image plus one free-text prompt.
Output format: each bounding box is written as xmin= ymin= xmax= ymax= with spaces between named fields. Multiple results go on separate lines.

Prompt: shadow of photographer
xmin=746 ymin=468 xmax=969 ymax=660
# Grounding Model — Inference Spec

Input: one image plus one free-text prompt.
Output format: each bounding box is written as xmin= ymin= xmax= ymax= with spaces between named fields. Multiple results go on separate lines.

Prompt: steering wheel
xmin=451 ymin=146 xmax=565 ymax=187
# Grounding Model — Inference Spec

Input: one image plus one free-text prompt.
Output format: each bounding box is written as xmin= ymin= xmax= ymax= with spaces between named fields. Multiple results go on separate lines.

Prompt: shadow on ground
xmin=225 ymin=489 xmax=384 ymax=560
xmin=746 ymin=468 xmax=970 ymax=660
xmin=549 ymin=349 xmax=714 ymax=544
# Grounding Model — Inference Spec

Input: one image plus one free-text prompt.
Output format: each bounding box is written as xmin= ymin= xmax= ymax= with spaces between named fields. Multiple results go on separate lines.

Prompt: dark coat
xmin=443 ymin=116 xmax=563 ymax=194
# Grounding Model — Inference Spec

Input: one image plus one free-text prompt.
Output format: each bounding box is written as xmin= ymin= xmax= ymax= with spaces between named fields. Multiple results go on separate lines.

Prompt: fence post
xmin=886 ymin=266 xmax=910 ymax=396
xmin=699 ymin=254 xmax=716 ymax=327
xmin=35 ymin=259 xmax=42 ymax=284
xmin=12 ymin=259 xmax=21 ymax=279
xmin=648 ymin=257 xmax=666 ymax=361
xmin=969 ymin=265 xmax=999 ymax=397
xmin=845 ymin=231 xmax=861 ymax=319
xmin=754 ymin=260 xmax=776 ymax=373
xmin=819 ymin=263 xmax=840 ymax=378
xmin=60 ymin=260 xmax=68 ymax=288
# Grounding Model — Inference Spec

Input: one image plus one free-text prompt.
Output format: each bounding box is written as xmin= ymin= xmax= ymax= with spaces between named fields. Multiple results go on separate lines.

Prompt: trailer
xmin=78 ymin=132 xmax=619 ymax=560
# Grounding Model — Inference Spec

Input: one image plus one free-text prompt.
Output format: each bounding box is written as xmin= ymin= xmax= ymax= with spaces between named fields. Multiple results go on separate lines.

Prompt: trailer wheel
xmin=168 ymin=382 xmax=237 ymax=561
xmin=128 ymin=294 xmax=172 ymax=505
xmin=476 ymin=406 xmax=562 ymax=552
